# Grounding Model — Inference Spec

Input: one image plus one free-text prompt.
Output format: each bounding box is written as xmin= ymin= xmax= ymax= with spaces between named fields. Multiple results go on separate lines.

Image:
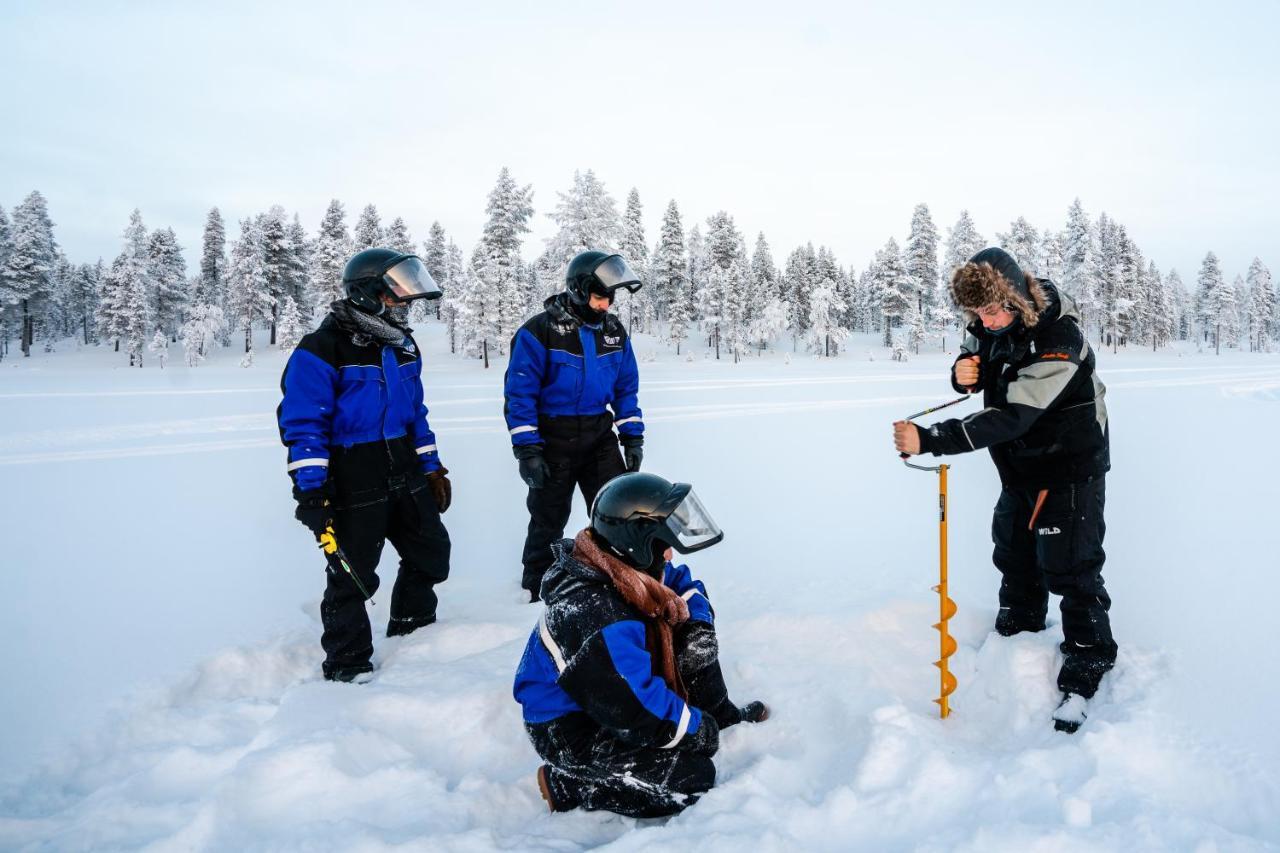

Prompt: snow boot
xmin=324 ymin=663 xmax=375 ymax=684
xmin=1053 ymin=692 xmax=1088 ymax=733
xmin=387 ymin=614 xmax=435 ymax=637
xmin=995 ymin=607 xmax=1046 ymax=637
xmin=536 ymin=764 xmax=574 ymax=813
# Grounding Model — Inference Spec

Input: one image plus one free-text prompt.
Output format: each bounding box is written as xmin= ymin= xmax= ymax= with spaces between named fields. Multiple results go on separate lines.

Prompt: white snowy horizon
xmin=2 ymin=1 xmax=1278 ymax=280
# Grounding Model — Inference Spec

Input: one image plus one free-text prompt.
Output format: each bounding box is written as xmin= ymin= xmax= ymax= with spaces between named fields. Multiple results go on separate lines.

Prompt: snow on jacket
xmin=512 ymin=539 xmax=714 ymax=750
xmin=918 ymin=282 xmax=1110 ymax=487
xmin=277 ymin=314 xmax=442 ymax=492
xmin=503 ymin=294 xmax=643 ymax=448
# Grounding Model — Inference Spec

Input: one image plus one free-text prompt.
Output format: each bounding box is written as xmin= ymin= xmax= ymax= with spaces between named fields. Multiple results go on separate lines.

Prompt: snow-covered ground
xmin=2 ymin=327 xmax=1278 ymax=850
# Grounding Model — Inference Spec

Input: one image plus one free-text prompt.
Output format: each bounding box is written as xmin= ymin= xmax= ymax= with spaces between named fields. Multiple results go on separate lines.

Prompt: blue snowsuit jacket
xmin=512 ymin=539 xmax=716 ymax=751
xmin=503 ymin=294 xmax=643 ymax=447
xmin=277 ymin=314 xmax=442 ymax=493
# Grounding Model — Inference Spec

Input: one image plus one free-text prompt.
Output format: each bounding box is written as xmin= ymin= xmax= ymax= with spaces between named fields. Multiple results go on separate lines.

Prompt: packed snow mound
xmin=3 ymin=603 xmax=1275 ymax=851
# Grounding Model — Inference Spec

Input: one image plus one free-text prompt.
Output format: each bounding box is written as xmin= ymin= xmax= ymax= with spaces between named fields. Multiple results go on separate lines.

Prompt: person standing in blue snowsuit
xmin=278 ymin=248 xmax=452 ymax=682
xmin=504 ymin=250 xmax=647 ymax=601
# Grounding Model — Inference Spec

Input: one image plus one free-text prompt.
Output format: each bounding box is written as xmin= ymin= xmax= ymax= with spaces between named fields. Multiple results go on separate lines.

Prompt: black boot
xmin=324 ymin=662 xmax=375 ymax=684
xmin=387 ymin=614 xmax=435 ymax=637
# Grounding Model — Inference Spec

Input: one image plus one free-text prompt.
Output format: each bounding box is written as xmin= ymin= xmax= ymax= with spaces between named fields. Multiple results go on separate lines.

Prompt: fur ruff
xmin=949 ymin=263 xmax=1049 ymax=328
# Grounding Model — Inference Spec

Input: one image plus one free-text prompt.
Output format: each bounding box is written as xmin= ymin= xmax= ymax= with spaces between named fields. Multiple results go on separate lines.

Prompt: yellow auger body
xmin=933 ymin=465 xmax=957 ymax=718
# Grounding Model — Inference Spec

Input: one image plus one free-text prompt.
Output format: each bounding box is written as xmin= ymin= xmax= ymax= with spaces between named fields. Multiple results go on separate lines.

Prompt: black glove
xmin=513 ymin=445 xmax=549 ymax=489
xmin=426 ymin=466 xmax=452 ymax=513
xmin=620 ymin=435 xmax=643 ymax=473
xmin=293 ymin=484 xmax=333 ymax=538
xmin=683 ymin=712 xmax=720 ymax=757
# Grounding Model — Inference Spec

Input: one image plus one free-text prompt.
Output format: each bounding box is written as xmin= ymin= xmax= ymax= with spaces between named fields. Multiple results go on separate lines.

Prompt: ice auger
xmin=319 ymin=526 xmax=376 ymax=603
xmin=900 ymin=395 xmax=970 ymax=719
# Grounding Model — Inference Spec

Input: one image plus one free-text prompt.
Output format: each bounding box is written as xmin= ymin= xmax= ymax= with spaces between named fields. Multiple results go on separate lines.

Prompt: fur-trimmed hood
xmin=950 ymin=247 xmax=1050 ymax=328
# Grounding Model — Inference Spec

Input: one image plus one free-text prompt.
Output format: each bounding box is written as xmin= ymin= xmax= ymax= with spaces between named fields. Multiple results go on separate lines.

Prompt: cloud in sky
xmin=2 ymin=0 xmax=1277 ymax=280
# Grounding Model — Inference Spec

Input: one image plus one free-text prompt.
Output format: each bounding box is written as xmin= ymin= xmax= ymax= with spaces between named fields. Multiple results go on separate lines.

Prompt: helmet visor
xmin=384 ymin=257 xmax=443 ymax=302
xmin=593 ymin=255 xmax=643 ymax=294
xmin=663 ymin=488 xmax=723 ymax=553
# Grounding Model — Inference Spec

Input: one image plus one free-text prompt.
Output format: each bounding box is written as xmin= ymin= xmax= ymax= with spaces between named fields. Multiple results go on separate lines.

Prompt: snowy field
xmin=2 ymin=325 xmax=1279 ymax=851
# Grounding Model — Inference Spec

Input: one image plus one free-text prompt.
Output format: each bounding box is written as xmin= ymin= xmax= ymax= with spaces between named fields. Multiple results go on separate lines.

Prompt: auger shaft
xmin=933 ymin=464 xmax=957 ymax=719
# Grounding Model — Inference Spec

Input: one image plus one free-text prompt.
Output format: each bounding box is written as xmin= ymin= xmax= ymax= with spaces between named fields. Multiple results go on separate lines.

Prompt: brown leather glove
xmin=426 ymin=467 xmax=452 ymax=513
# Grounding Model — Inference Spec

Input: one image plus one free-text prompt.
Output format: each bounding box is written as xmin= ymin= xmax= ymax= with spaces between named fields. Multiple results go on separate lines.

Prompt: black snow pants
xmin=521 ymin=414 xmax=626 ymax=596
xmin=525 ymin=622 xmax=737 ymax=817
xmin=992 ymin=476 xmax=1117 ymax=697
xmin=321 ymin=441 xmax=451 ymax=679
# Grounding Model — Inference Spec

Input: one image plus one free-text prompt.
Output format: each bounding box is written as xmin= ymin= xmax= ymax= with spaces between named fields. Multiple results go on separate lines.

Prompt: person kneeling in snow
xmin=513 ymin=473 xmax=768 ymax=817
xmin=893 ymin=247 xmax=1116 ymax=733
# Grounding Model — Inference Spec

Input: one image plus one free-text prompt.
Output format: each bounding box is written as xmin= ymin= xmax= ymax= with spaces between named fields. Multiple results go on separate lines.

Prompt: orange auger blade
xmin=903 ymin=455 xmax=957 ymax=719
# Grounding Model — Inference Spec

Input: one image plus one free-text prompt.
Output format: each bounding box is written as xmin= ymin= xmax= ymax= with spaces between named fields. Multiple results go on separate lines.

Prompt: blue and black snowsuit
xmin=277 ymin=312 xmax=450 ymax=678
xmin=504 ymin=294 xmax=644 ymax=595
xmin=513 ymin=539 xmax=743 ymax=817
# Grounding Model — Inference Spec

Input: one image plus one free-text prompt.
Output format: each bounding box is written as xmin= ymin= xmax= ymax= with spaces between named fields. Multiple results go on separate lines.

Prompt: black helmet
xmin=565 ymin=250 xmax=644 ymax=306
xmin=343 ymin=248 xmax=443 ymax=313
xmin=590 ymin=472 xmax=724 ymax=569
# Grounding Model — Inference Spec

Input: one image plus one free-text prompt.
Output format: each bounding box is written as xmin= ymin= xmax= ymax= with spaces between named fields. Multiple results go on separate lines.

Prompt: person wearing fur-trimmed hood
xmin=513 ymin=472 xmax=768 ymax=817
xmin=892 ymin=247 xmax=1116 ymax=733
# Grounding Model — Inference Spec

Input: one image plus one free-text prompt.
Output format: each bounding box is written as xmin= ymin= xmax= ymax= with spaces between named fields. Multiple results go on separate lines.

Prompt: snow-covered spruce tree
xmin=312 ymin=200 xmax=351 ymax=317
xmin=476 ymin=167 xmax=535 ymax=359
xmin=616 ymin=188 xmax=650 ymax=333
xmin=686 ymin=224 xmax=707 ymax=337
xmin=286 ymin=214 xmax=311 ymax=305
xmin=439 ymin=241 xmax=465 ymax=353
xmin=876 ymin=238 xmax=912 ymax=348
xmin=422 ymin=221 xmax=448 ymax=322
xmin=460 ymin=244 xmax=501 ymax=366
xmin=538 ymin=169 xmax=621 ymax=295
xmin=196 ymin=207 xmax=226 ymax=306
xmin=749 ymin=233 xmax=783 ymax=352
xmin=1108 ymin=227 xmax=1142 ymax=350
xmin=258 ymin=206 xmax=301 ymax=344
xmin=1196 ymin=251 xmax=1226 ymax=351
xmin=353 ymin=204 xmax=383 ymax=252
xmin=1167 ymin=269 xmax=1191 ymax=341
xmin=699 ymin=211 xmax=750 ymax=360
xmin=1059 ymin=199 xmax=1099 ymax=335
xmin=386 ymin=217 xmax=415 ymax=255
xmin=782 ymin=244 xmax=817 ymax=351
xmin=942 ymin=209 xmax=985 ymax=284
xmin=930 ymin=272 xmax=957 ymax=350
xmin=116 ymin=210 xmax=153 ymax=366
xmin=4 ymin=191 xmax=59 ymax=356
xmin=1093 ymin=214 xmax=1123 ymax=347
xmin=1246 ymin=258 xmax=1273 ymax=351
xmin=179 ymin=300 xmax=224 ymax=366
xmin=276 ymin=293 xmax=305 ymax=353
xmin=1144 ymin=260 xmax=1174 ymax=351
xmin=996 ymin=216 xmax=1041 ymax=274
xmin=1231 ymin=275 xmax=1249 ymax=350
xmin=67 ymin=261 xmax=101 ymax=345
xmin=650 ymin=200 xmax=686 ymax=325
xmin=148 ymin=329 xmax=169 ymax=368
xmin=147 ymin=227 xmax=187 ymax=340
xmin=805 ymin=276 xmax=848 ymax=357
xmin=225 ymin=217 xmax=273 ymax=356
xmin=905 ymin=203 xmax=938 ymax=344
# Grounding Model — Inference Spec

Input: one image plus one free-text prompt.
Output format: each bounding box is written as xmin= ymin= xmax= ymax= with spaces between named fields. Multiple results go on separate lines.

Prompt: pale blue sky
xmin=2 ymin=0 xmax=1277 ymax=281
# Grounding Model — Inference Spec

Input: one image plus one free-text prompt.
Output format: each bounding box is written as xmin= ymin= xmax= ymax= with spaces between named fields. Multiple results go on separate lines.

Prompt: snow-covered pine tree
xmin=196 ymin=207 xmax=226 ymax=307
xmin=179 ymin=300 xmax=224 ymax=366
xmin=1197 ymin=252 xmax=1226 ymax=351
xmin=749 ymin=233 xmax=783 ymax=351
xmin=1110 ymin=227 xmax=1142 ymax=350
xmin=650 ymin=200 xmax=686 ymax=325
xmin=225 ymin=217 xmax=273 ymax=356
xmin=276 ymin=293 xmax=304 ymax=353
xmin=147 ymin=227 xmax=187 ymax=340
xmin=386 ymin=217 xmax=415 ymax=255
xmin=421 ymin=221 xmax=449 ymax=322
xmin=805 ymin=276 xmax=848 ymax=357
xmin=782 ymin=244 xmax=816 ymax=350
xmin=476 ymin=167 xmax=535 ymax=359
xmin=1166 ymin=269 xmax=1191 ymax=341
xmin=876 ymin=238 xmax=912 ymax=348
xmin=1144 ymin=260 xmax=1173 ymax=351
xmin=3 ymin=191 xmax=59 ymax=356
xmin=1042 ymin=231 xmax=1064 ymax=284
xmin=312 ymin=200 xmax=351 ymax=316
xmin=699 ymin=212 xmax=750 ymax=360
xmin=353 ymin=204 xmax=384 ymax=252
xmin=542 ymin=169 xmax=620 ymax=265
xmin=1231 ymin=275 xmax=1248 ymax=351
xmin=258 ymin=206 xmax=294 ymax=344
xmin=1059 ymin=199 xmax=1099 ymax=335
xmin=117 ymin=210 xmax=153 ymax=366
xmin=148 ymin=328 xmax=169 ymax=368
xmin=286 ymin=214 xmax=311 ymax=306
xmin=1246 ymin=258 xmax=1274 ymax=351
xmin=905 ymin=203 xmax=939 ymax=339
xmin=460 ymin=244 xmax=501 ymax=366
xmin=942 ymin=210 xmax=985 ymax=285
xmin=616 ymin=188 xmax=650 ymax=333
xmin=996 ymin=216 xmax=1041 ymax=274
xmin=67 ymin=261 xmax=101 ymax=345
xmin=439 ymin=241 xmax=466 ymax=353
xmin=1093 ymin=214 xmax=1123 ymax=347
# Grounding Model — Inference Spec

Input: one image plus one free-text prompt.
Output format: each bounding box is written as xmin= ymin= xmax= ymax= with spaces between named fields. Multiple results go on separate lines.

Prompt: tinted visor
xmin=592 ymin=254 xmax=643 ymax=294
xmin=662 ymin=488 xmax=723 ymax=553
xmin=384 ymin=257 xmax=443 ymax=302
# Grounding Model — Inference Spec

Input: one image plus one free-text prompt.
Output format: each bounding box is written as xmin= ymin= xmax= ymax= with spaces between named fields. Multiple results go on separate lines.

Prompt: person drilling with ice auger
xmin=893 ymin=247 xmax=1116 ymax=733
xmin=504 ymin=251 xmax=647 ymax=602
xmin=278 ymin=248 xmax=453 ymax=683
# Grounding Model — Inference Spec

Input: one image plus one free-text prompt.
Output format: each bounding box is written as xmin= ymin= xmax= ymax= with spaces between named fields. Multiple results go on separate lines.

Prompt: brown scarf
xmin=571 ymin=529 xmax=690 ymax=700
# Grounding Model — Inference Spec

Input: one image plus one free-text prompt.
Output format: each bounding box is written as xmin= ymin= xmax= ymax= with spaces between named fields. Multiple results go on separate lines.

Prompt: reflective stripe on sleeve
xmin=614 ymin=416 xmax=642 ymax=427
xmin=661 ymin=703 xmax=692 ymax=749
xmin=538 ymin=613 xmax=567 ymax=674
xmin=510 ymin=425 xmax=539 ymax=436
xmin=415 ymin=444 xmax=437 ymax=455
xmin=287 ymin=458 xmax=329 ymax=472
